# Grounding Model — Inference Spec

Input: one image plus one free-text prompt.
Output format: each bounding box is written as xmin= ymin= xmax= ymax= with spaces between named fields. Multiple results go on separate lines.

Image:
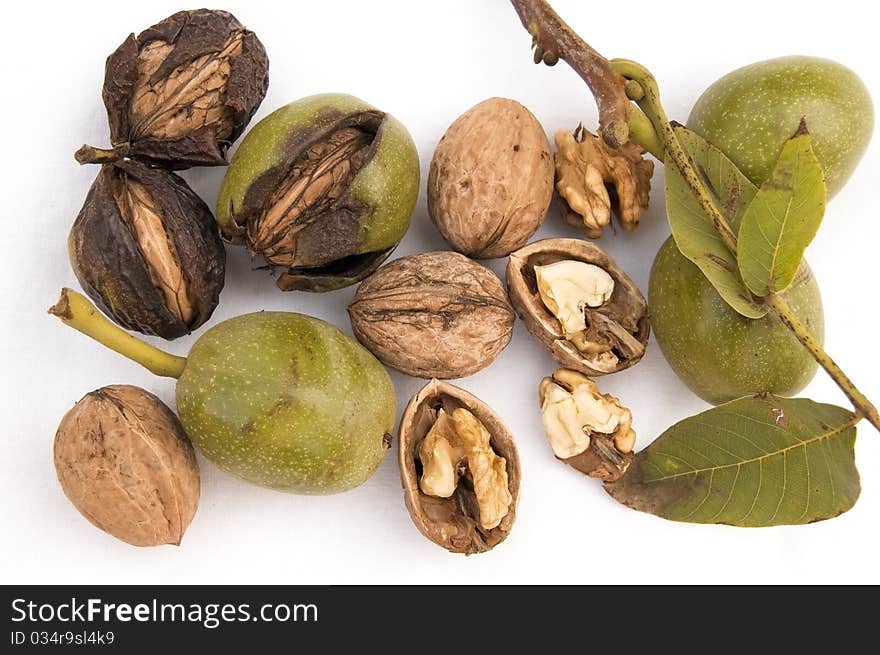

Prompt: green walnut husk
xmin=50 ymin=289 xmax=396 ymax=494
xmin=69 ymin=159 xmax=225 ymax=340
xmin=688 ymin=56 xmax=874 ymax=200
xmin=216 ymin=93 xmax=420 ymax=291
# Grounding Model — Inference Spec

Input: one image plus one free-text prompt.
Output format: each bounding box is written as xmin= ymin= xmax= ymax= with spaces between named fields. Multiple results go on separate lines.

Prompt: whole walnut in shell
xmin=428 ymin=97 xmax=554 ymax=259
xmin=348 ymin=251 xmax=515 ymax=378
xmin=54 ymin=385 xmax=200 ymax=547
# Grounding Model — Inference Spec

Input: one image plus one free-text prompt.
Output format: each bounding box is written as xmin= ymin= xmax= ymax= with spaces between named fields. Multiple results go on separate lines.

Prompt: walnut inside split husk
xmin=506 ymin=238 xmax=649 ymax=375
xmin=76 ymin=9 xmax=269 ymax=168
xmin=68 ymin=159 xmax=225 ymax=340
xmin=348 ymin=251 xmax=515 ymax=378
xmin=399 ymin=380 xmax=520 ymax=554
xmin=215 ymin=94 xmax=420 ymax=292
xmin=555 ymin=124 xmax=653 ymax=238
xmin=54 ymin=385 xmax=200 ymax=547
xmin=539 ymin=369 xmax=635 ymax=481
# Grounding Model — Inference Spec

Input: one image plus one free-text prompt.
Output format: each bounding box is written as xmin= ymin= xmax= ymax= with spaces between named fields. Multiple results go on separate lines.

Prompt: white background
xmin=2 ymin=0 xmax=878 ymax=585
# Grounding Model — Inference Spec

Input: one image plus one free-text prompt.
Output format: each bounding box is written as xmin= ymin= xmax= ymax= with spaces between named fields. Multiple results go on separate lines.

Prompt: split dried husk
xmin=78 ymin=9 xmax=268 ymax=168
xmin=507 ymin=238 xmax=649 ymax=375
xmin=54 ymin=385 xmax=200 ymax=547
xmin=217 ymin=96 xmax=419 ymax=292
xmin=68 ymin=159 xmax=225 ymax=340
xmin=348 ymin=251 xmax=515 ymax=378
xmin=399 ymin=380 xmax=520 ymax=554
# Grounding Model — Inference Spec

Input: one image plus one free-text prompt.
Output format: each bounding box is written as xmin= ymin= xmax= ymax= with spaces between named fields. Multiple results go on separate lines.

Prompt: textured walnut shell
xmin=69 ymin=159 xmax=225 ymax=340
xmin=399 ymin=380 xmax=520 ymax=554
xmin=348 ymin=251 xmax=515 ymax=378
xmin=428 ymin=98 xmax=554 ymax=259
xmin=54 ymin=385 xmax=200 ymax=547
xmin=88 ymin=9 xmax=268 ymax=168
xmin=507 ymin=238 xmax=650 ymax=375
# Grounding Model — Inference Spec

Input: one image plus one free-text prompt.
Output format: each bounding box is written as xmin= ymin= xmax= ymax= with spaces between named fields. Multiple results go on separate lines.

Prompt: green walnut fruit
xmin=50 ymin=289 xmax=396 ymax=493
xmin=688 ymin=56 xmax=874 ymax=199
xmin=216 ymin=93 xmax=420 ymax=292
xmin=649 ymin=237 xmax=824 ymax=405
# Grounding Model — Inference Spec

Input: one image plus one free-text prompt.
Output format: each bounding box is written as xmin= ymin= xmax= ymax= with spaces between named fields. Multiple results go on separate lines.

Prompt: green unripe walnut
xmin=176 ymin=312 xmax=395 ymax=492
xmin=688 ymin=56 xmax=874 ymax=199
xmin=649 ymin=237 xmax=823 ymax=405
xmin=50 ymin=290 xmax=396 ymax=494
xmin=217 ymin=93 xmax=420 ymax=291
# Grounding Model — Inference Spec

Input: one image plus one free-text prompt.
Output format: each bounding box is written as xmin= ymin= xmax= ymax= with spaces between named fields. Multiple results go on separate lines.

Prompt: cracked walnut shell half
xmin=507 ymin=238 xmax=649 ymax=375
xmin=399 ymin=379 xmax=520 ymax=554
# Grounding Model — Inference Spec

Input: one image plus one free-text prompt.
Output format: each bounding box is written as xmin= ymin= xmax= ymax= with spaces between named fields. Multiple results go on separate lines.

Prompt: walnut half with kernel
xmin=399 ymin=380 xmax=520 ymax=555
xmin=539 ymin=369 xmax=636 ymax=482
xmin=507 ymin=238 xmax=650 ymax=375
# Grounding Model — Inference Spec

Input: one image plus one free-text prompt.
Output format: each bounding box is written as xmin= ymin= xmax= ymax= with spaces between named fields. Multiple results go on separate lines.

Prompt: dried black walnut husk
xmin=76 ymin=9 xmax=269 ymax=169
xmin=69 ymin=159 xmax=225 ymax=340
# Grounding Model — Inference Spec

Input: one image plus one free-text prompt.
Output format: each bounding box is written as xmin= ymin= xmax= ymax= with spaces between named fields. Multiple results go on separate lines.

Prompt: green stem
xmin=49 ymin=288 xmax=187 ymax=379
xmin=626 ymin=108 xmax=665 ymax=160
xmin=611 ymin=59 xmax=740 ymax=253
xmin=74 ymin=144 xmax=121 ymax=165
xmin=766 ymin=293 xmax=880 ymax=431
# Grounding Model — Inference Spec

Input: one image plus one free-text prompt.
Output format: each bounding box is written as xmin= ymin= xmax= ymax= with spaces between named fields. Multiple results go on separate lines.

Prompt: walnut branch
xmin=510 ymin=0 xmax=633 ymax=148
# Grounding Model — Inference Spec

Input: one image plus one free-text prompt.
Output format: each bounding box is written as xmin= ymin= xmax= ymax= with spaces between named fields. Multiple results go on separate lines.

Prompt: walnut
xmin=539 ymin=369 xmax=636 ymax=482
xmin=419 ymin=408 xmax=512 ymax=530
xmin=428 ymin=97 xmax=554 ymax=258
xmin=555 ymin=125 xmax=653 ymax=238
xmin=53 ymin=385 xmax=200 ymax=547
xmin=76 ymin=10 xmax=269 ymax=169
xmin=348 ymin=251 xmax=515 ymax=379
xmin=506 ymin=238 xmax=650 ymax=376
xmin=399 ymin=380 xmax=520 ymax=554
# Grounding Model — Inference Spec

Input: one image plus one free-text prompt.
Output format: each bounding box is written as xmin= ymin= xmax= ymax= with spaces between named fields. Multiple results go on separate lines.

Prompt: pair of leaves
xmin=606 ymin=396 xmax=860 ymax=527
xmin=665 ymin=123 xmax=826 ymax=316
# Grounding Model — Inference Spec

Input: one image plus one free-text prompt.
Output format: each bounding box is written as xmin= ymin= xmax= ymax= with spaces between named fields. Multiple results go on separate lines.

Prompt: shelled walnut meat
xmin=507 ymin=238 xmax=649 ymax=375
xmin=540 ymin=369 xmax=636 ymax=481
xmin=428 ymin=97 xmax=554 ymax=258
xmin=69 ymin=159 xmax=225 ymax=340
xmin=76 ymin=9 xmax=269 ymax=168
xmin=348 ymin=251 xmax=515 ymax=378
xmin=54 ymin=385 xmax=200 ymax=547
xmin=555 ymin=124 xmax=653 ymax=238
xmin=399 ymin=380 xmax=520 ymax=554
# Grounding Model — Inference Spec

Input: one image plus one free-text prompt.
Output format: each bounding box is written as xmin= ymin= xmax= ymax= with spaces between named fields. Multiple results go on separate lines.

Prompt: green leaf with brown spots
xmin=605 ymin=395 xmax=860 ymax=527
xmin=665 ymin=125 xmax=766 ymax=319
xmin=737 ymin=125 xmax=827 ymax=297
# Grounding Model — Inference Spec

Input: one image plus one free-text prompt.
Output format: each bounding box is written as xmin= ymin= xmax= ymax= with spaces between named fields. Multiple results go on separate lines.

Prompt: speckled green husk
xmin=176 ymin=312 xmax=396 ymax=493
xmin=215 ymin=93 xmax=419 ymax=290
xmin=649 ymin=237 xmax=823 ymax=405
xmin=688 ymin=56 xmax=874 ymax=199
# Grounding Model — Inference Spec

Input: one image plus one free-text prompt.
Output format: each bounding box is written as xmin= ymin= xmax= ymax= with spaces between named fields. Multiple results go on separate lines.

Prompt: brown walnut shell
xmin=399 ymin=380 xmax=520 ymax=554
xmin=54 ymin=385 xmax=200 ymax=547
xmin=348 ymin=251 xmax=515 ymax=378
xmin=507 ymin=238 xmax=650 ymax=375
xmin=428 ymin=97 xmax=554 ymax=259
